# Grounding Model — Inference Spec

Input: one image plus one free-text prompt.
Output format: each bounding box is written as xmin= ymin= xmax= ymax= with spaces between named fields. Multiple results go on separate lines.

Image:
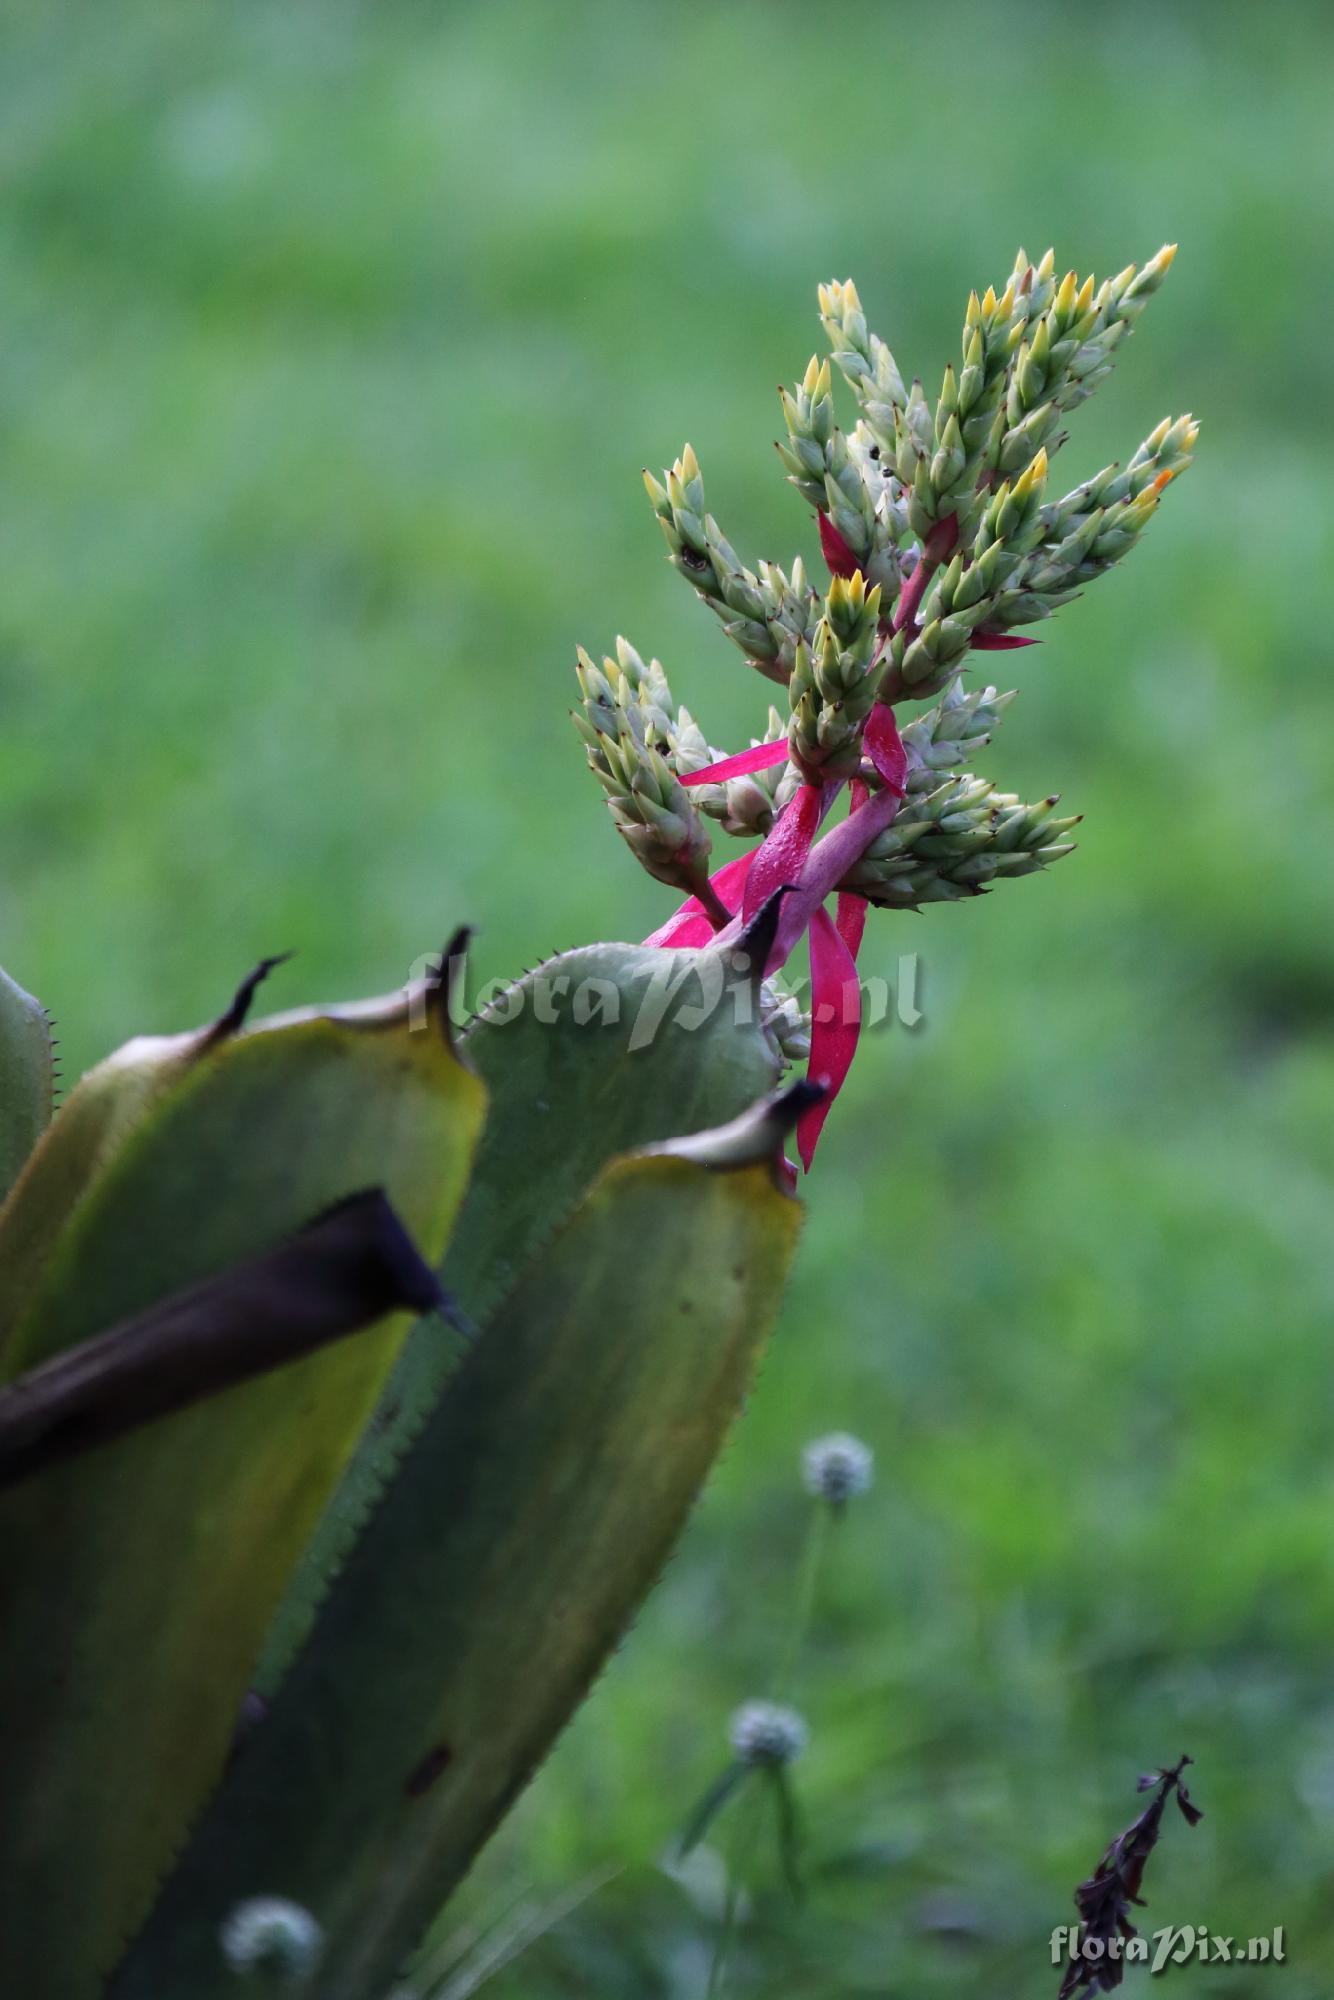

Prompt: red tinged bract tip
xmin=971 ymin=629 xmax=1040 ymax=650
xmin=818 ymin=510 xmax=860 ymax=578
xmin=863 ymin=705 xmax=907 ymax=795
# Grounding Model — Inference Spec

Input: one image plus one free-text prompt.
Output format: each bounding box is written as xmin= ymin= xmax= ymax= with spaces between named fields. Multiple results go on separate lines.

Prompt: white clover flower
xmin=728 ymin=1699 xmax=809 ymax=1768
xmin=801 ymin=1431 xmax=874 ymax=1505
xmin=219 ymin=1897 xmax=324 ymax=1983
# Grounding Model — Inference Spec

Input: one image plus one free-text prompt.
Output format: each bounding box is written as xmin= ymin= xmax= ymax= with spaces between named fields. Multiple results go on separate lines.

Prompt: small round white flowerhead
xmin=728 ymin=1699 xmax=809 ymax=1768
xmin=801 ymin=1432 xmax=874 ymax=1505
xmin=220 ymin=1897 xmax=325 ymax=1984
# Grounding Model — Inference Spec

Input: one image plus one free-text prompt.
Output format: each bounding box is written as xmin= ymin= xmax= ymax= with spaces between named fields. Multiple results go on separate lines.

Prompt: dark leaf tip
xmin=420 ymin=926 xmax=472 ymax=1049
xmin=767 ymin=1076 xmax=826 ymax=1138
xmin=207 ymin=953 xmax=294 ymax=1046
xmin=735 ymin=886 xmax=792 ymax=989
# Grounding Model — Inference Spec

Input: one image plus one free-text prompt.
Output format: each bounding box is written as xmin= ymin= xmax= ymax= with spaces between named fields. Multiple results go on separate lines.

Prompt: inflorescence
xmin=573 ymin=246 xmax=1195 ymax=1164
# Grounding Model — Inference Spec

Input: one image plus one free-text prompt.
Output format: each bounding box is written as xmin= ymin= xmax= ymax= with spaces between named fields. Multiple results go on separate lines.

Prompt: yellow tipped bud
xmin=1013 ymin=448 xmax=1049 ymax=503
xmin=818 ymin=277 xmax=860 ymax=325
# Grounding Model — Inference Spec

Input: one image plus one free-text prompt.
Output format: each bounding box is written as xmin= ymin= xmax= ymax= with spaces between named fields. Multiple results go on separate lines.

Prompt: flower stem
xmin=695 ymin=877 xmax=732 ymax=931
xmin=705 ymin=1778 xmax=763 ymax=2000
xmin=703 ymin=1505 xmax=833 ymax=1995
xmin=890 ymin=514 xmax=959 ymax=636
xmin=774 ymin=1501 xmax=832 ymax=1701
xmin=768 ymin=782 xmax=906 ymax=967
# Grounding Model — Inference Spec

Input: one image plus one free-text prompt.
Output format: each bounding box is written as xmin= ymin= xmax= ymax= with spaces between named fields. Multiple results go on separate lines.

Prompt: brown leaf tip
xmin=207 ymin=953 xmax=294 ymax=1046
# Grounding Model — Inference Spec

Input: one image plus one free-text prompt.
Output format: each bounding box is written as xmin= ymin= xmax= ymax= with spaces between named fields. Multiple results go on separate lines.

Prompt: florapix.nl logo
xmin=1051 ymin=1924 xmax=1286 ymax=1977
xmin=405 ymin=941 xmax=925 ymax=1051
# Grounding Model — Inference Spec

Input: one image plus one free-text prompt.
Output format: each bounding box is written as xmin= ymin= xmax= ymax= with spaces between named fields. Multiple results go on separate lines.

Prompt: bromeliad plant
xmin=579 ymin=243 xmax=1195 ymax=1164
xmin=0 ymin=244 xmax=1192 ymax=2000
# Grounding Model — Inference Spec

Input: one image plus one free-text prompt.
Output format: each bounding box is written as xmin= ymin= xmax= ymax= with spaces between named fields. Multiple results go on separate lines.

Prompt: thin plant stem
xmin=890 ymin=513 xmax=959 ymax=635
xmin=704 ymin=1776 xmax=763 ymax=2000
xmin=697 ymin=878 xmax=732 ymax=931
xmin=703 ymin=1500 xmax=834 ymax=1994
xmin=889 ymin=554 xmax=932 ymax=635
xmin=774 ymin=1501 xmax=832 ymax=1700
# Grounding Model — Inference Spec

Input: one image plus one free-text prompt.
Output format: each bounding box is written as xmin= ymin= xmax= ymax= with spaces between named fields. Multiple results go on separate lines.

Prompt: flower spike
xmin=577 ymin=243 xmax=1193 ymax=1160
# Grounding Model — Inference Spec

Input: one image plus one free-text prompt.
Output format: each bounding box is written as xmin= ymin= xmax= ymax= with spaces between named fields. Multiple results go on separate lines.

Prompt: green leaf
xmin=110 ymin=1093 xmax=804 ymax=2000
xmin=676 ymin=1760 xmax=752 ymax=1861
xmin=447 ymin=940 xmax=782 ymax=1313
xmin=769 ymin=1765 xmax=806 ymax=1902
xmin=0 ymin=964 xmax=55 ymax=1206
xmin=0 ymin=959 xmax=286 ymax=1361
xmin=0 ymin=966 xmax=485 ymax=2000
xmin=259 ymin=934 xmax=782 ymax=1690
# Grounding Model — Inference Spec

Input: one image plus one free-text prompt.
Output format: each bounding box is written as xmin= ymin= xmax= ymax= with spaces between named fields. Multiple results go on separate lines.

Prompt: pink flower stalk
xmin=643 ymin=514 xmax=1013 ymax=1162
xmin=741 ymin=780 xmax=837 ymax=922
xmin=643 ymin=705 xmax=907 ymax=1169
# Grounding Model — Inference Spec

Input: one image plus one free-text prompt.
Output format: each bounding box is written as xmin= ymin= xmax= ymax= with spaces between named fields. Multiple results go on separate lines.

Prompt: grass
xmin=3 ymin=2 xmax=1333 ymax=1993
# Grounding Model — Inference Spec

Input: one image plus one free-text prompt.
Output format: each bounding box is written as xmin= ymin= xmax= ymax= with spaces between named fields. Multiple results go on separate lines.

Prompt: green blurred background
xmin=3 ymin=1 xmax=1332 ymax=1993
